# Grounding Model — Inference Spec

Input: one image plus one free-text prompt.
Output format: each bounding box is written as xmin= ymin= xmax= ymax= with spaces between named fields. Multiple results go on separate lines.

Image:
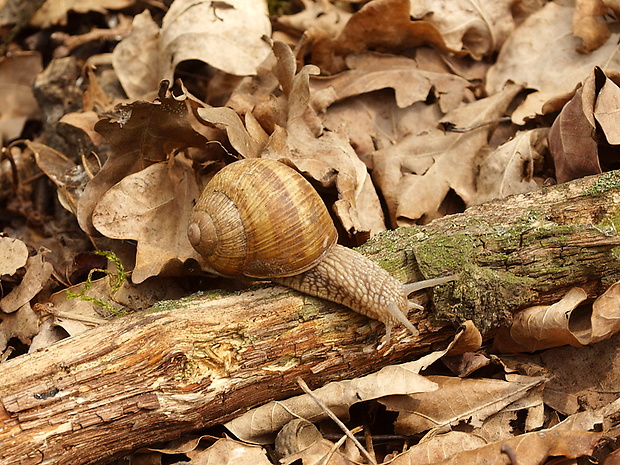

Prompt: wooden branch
xmin=2 ymin=171 xmax=620 ymax=464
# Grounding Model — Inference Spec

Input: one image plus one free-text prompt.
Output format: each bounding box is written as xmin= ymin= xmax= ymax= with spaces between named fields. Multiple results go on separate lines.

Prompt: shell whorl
xmin=188 ymin=158 xmax=338 ymax=278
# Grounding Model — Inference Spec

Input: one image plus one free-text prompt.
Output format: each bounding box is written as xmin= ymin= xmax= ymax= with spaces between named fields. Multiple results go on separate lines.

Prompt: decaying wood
xmin=2 ymin=171 xmax=620 ymax=464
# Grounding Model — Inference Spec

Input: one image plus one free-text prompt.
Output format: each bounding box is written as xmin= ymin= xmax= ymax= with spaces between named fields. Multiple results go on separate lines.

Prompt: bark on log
xmin=2 ymin=171 xmax=620 ymax=465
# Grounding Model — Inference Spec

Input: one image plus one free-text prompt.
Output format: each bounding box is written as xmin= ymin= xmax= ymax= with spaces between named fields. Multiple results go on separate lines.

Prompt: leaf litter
xmin=2 ymin=0 xmax=620 ymax=463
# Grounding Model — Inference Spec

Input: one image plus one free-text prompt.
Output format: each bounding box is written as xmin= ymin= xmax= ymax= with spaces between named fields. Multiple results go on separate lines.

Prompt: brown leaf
xmin=0 ymin=52 xmax=42 ymax=143
xmin=333 ymin=0 xmax=456 ymax=57
xmin=549 ymin=81 xmax=601 ymax=184
xmin=185 ymin=437 xmax=272 ymax=464
xmin=225 ymin=360 xmax=438 ymax=444
xmin=573 ymin=0 xmax=611 ymax=53
xmin=159 ymin=0 xmax=272 ymax=79
xmin=409 ymin=0 xmax=515 ymax=59
xmin=0 ymin=252 xmax=53 ymax=314
xmin=78 ymin=90 xmax=208 ymax=235
xmin=29 ymin=0 xmax=135 ymax=28
xmin=388 ymin=431 xmax=486 ymax=465
xmin=262 ymin=42 xmax=386 ymax=236
xmin=0 ymin=237 xmax=28 ymax=276
xmin=92 ymin=154 xmax=202 ymax=283
xmin=539 ymin=333 xmax=620 ymax=414
xmin=406 ymin=430 xmax=601 ymax=465
xmin=471 ymin=128 xmax=547 ymax=205
xmin=594 ymin=72 xmax=620 ymax=144
xmin=497 ymin=282 xmax=620 ymax=353
xmin=486 ymin=1 xmax=620 ymax=123
xmin=372 ymin=84 xmax=521 ymax=226
xmin=275 ymin=0 xmax=351 ymax=39
xmin=310 ymin=52 xmax=470 ymax=113
xmin=380 ymin=374 xmax=544 ymax=435
xmin=112 ymin=9 xmax=161 ymax=100
xmin=0 ymin=303 xmax=40 ymax=355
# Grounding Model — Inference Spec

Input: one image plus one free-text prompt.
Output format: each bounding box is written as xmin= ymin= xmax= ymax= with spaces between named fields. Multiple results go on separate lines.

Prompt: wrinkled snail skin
xmin=273 ymin=244 xmax=418 ymax=341
xmin=188 ymin=158 xmax=456 ymax=342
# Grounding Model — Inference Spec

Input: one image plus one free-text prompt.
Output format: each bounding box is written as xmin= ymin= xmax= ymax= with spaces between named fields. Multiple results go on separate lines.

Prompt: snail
xmin=187 ymin=158 xmax=456 ymax=342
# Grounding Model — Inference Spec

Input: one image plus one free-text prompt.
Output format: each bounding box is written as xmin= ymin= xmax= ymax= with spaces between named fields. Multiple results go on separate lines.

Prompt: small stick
xmin=296 ymin=377 xmax=378 ymax=465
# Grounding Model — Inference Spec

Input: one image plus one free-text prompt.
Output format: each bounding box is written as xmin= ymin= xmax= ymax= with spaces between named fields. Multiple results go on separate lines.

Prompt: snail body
xmin=188 ymin=158 xmax=454 ymax=341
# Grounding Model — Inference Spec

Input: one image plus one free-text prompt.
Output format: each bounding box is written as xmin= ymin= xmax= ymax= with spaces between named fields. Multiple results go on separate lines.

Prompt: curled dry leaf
xmin=159 ymin=0 xmax=272 ymax=79
xmin=409 ymin=0 xmax=515 ymax=59
xmin=79 ymin=90 xmax=208 ymax=235
xmin=379 ymin=374 xmax=545 ymax=435
xmin=486 ymin=1 xmax=620 ymax=124
xmin=471 ymin=128 xmax=547 ymax=205
xmin=92 ymin=155 xmax=202 ymax=283
xmin=275 ymin=419 xmax=322 ymax=461
xmin=0 ymin=252 xmax=53 ymax=314
xmin=594 ymin=71 xmax=620 ymax=144
xmin=0 ymin=52 xmax=42 ymax=143
xmin=280 ymin=438 xmax=357 ymax=465
xmin=548 ymin=75 xmax=601 ymax=184
xmin=497 ymin=282 xmax=620 ymax=353
xmin=112 ymin=9 xmax=161 ymax=100
xmin=0 ymin=237 xmax=28 ymax=276
xmin=372 ymin=84 xmax=521 ymax=226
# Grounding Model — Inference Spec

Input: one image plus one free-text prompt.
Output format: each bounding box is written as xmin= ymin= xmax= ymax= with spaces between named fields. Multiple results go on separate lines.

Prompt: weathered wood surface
xmin=1 ymin=171 xmax=620 ymax=464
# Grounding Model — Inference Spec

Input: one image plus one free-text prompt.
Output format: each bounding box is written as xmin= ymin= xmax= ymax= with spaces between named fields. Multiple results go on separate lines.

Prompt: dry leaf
xmin=185 ymin=437 xmax=272 ymax=464
xmin=78 ymin=89 xmax=208 ymax=235
xmin=225 ymin=361 xmax=438 ymax=444
xmin=372 ymin=84 xmax=521 ymax=226
xmin=29 ymin=140 xmax=87 ymax=215
xmin=498 ymin=283 xmax=620 ymax=353
xmin=310 ymin=52 xmax=470 ymax=113
xmin=573 ymin=0 xmax=611 ymax=53
xmin=539 ymin=332 xmax=620 ymax=415
xmin=0 ymin=52 xmax=42 ymax=143
xmin=380 ymin=374 xmax=544 ymax=435
xmin=0 ymin=237 xmax=28 ymax=276
xmin=594 ymin=72 xmax=620 ymax=144
xmin=276 ymin=0 xmax=352 ymax=39
xmin=0 ymin=252 xmax=53 ymax=314
xmin=471 ymin=128 xmax=547 ymax=205
xmin=388 ymin=431 xmax=487 ymax=465
xmin=427 ymin=430 xmax=600 ymax=465
xmin=275 ymin=419 xmax=323 ymax=460
xmin=486 ymin=1 xmax=620 ymax=123
xmin=159 ymin=0 xmax=272 ymax=79
xmin=548 ymin=81 xmax=601 ymax=184
xmin=92 ymin=154 xmax=202 ymax=283
xmin=409 ymin=0 xmax=515 ymax=59
xmin=280 ymin=438 xmax=357 ymax=465
xmin=112 ymin=9 xmax=160 ymax=99
xmin=260 ymin=42 xmax=386 ymax=236
xmin=0 ymin=303 xmax=40 ymax=355
xmin=30 ymin=0 xmax=135 ymax=28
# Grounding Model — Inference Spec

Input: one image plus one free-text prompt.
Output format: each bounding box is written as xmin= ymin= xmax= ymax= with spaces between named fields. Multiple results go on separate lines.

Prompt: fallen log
xmin=1 ymin=171 xmax=620 ymax=464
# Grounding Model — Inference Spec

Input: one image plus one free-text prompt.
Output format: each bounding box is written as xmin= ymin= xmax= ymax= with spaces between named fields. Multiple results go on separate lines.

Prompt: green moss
xmin=585 ymin=170 xmax=620 ymax=196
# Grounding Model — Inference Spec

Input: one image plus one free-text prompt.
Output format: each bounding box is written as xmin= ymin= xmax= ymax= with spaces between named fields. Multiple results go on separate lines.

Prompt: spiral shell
xmin=188 ymin=158 xmax=338 ymax=278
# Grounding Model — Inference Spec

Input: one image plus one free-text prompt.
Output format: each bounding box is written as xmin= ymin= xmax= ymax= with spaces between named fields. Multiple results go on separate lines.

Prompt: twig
xmin=296 ymin=377 xmax=378 ymax=465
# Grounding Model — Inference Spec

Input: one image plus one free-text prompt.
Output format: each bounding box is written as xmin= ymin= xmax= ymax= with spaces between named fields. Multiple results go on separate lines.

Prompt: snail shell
xmin=188 ymin=158 xmax=338 ymax=278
